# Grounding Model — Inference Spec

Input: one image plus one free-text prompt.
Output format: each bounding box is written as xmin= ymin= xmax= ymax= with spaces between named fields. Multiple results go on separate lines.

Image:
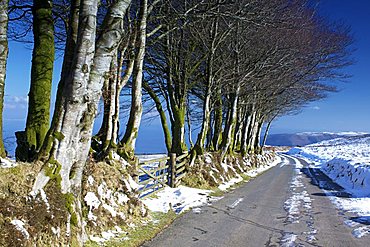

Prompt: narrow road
xmin=142 ymin=155 xmax=370 ymax=247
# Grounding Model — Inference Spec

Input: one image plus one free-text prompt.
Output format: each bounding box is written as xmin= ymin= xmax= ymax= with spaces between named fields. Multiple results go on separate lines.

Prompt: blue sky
xmin=271 ymin=0 xmax=370 ymax=134
xmin=3 ymin=0 xmax=370 ymax=154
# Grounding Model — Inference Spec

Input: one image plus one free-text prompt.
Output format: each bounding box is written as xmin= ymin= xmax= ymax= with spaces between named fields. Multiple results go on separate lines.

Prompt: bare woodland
xmin=0 ymin=0 xmax=352 ymax=245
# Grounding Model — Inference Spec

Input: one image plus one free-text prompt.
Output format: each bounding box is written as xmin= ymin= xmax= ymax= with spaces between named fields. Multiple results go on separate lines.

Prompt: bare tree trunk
xmin=221 ymin=83 xmax=240 ymax=157
xmin=233 ymin=105 xmax=245 ymax=151
xmin=34 ymin=0 xmax=130 ymax=244
xmin=120 ymin=0 xmax=148 ymax=159
xmin=192 ymin=19 xmax=218 ymax=157
xmin=96 ymin=57 xmax=118 ymax=151
xmin=262 ymin=120 xmax=272 ymax=148
xmin=247 ymin=113 xmax=261 ymax=154
xmin=246 ymin=111 xmax=257 ymax=152
xmin=241 ymin=112 xmax=252 ymax=156
xmin=186 ymin=99 xmax=194 ymax=148
xmin=0 ymin=0 xmax=8 ymax=158
xmin=253 ymin=121 xmax=263 ymax=154
xmin=212 ymin=88 xmax=222 ymax=150
xmin=241 ymin=106 xmax=257 ymax=156
xmin=193 ymin=86 xmax=212 ymax=155
xmin=111 ymin=37 xmax=136 ymax=146
xmin=143 ymin=81 xmax=172 ymax=153
xmin=39 ymin=0 xmax=80 ymax=159
xmin=16 ymin=0 xmax=55 ymax=161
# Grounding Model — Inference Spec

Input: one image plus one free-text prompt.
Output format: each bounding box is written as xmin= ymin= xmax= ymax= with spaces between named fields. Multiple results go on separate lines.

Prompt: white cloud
xmin=311 ymin=106 xmax=320 ymax=110
xmin=4 ymin=95 xmax=28 ymax=110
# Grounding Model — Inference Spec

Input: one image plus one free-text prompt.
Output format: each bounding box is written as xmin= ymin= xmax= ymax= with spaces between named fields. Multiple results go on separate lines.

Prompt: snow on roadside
xmin=288 ymin=135 xmax=370 ymax=197
xmin=288 ymin=135 xmax=370 ymax=238
xmin=218 ymin=176 xmax=243 ymax=191
xmin=218 ymin=155 xmax=282 ymax=191
xmin=326 ymin=194 xmax=370 ymax=238
xmin=143 ymin=186 xmax=212 ymax=214
xmin=323 ymin=159 xmax=370 ymax=197
xmin=245 ymin=155 xmax=282 ymax=178
xmin=282 ymin=157 xmax=316 ymax=244
xmin=144 ymin=155 xmax=283 ymax=214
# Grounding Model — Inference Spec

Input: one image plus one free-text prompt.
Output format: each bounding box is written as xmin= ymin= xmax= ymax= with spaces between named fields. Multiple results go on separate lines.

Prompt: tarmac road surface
xmin=142 ymin=155 xmax=370 ymax=247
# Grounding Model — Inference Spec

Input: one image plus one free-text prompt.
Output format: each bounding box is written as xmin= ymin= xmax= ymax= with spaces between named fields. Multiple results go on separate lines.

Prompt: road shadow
xmin=300 ymin=167 xmax=353 ymax=198
xmin=350 ymin=216 xmax=370 ymax=225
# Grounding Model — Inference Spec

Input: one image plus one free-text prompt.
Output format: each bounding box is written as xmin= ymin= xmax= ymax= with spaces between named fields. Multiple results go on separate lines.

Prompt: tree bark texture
xmin=120 ymin=0 xmax=148 ymax=158
xmin=17 ymin=0 xmax=55 ymax=161
xmin=33 ymin=0 xmax=131 ymax=244
xmin=0 ymin=0 xmax=8 ymax=158
xmin=221 ymin=83 xmax=240 ymax=157
xmin=212 ymin=88 xmax=222 ymax=151
xmin=193 ymin=19 xmax=218 ymax=156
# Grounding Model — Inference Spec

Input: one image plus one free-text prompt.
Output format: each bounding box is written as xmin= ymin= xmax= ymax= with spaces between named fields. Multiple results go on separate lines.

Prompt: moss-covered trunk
xmin=16 ymin=0 xmax=54 ymax=161
xmin=170 ymin=102 xmax=187 ymax=155
xmin=39 ymin=0 xmax=80 ymax=160
xmin=0 ymin=0 xmax=8 ymax=158
xmin=32 ymin=1 xmax=131 ymax=244
xmin=220 ymin=84 xmax=240 ymax=157
xmin=232 ymin=105 xmax=244 ymax=151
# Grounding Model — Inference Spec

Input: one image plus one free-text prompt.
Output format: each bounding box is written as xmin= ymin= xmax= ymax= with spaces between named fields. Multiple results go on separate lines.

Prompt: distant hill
xmin=265 ymin=132 xmax=368 ymax=147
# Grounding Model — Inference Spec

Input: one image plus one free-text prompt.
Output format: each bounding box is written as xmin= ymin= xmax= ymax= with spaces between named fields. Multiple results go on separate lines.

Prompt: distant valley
xmin=265 ymin=132 xmax=369 ymax=147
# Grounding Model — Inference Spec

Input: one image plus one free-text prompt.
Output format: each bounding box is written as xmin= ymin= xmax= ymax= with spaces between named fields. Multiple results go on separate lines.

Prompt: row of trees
xmin=0 ymin=0 xmax=352 ymax=244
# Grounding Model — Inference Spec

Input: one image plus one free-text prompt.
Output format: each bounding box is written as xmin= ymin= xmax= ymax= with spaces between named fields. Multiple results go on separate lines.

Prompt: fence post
xmin=169 ymin=153 xmax=176 ymax=188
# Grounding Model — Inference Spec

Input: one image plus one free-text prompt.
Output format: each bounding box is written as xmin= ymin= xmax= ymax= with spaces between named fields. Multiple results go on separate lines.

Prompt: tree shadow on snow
xmin=350 ymin=216 xmax=370 ymax=225
xmin=301 ymin=167 xmax=352 ymax=198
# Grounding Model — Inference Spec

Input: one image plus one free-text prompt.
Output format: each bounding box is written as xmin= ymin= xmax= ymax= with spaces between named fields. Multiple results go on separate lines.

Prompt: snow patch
xmin=245 ymin=156 xmax=282 ymax=178
xmin=143 ymin=185 xmax=211 ymax=214
xmin=11 ymin=219 xmax=30 ymax=239
xmin=284 ymin=190 xmax=311 ymax=223
xmin=280 ymin=232 xmax=297 ymax=247
xmin=352 ymin=226 xmax=370 ymax=238
xmin=84 ymin=192 xmax=101 ymax=221
xmin=218 ymin=176 xmax=243 ymax=191
xmin=40 ymin=189 xmax=50 ymax=211
xmin=0 ymin=157 xmax=16 ymax=168
xmin=87 ymin=176 xmax=94 ymax=186
xmin=288 ymin=135 xmax=370 ymax=238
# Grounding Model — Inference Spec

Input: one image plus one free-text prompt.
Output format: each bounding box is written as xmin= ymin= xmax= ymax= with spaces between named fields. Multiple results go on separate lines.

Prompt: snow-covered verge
xmin=288 ymin=135 xmax=370 ymax=238
xmin=182 ymin=151 xmax=279 ymax=191
xmin=288 ymin=135 xmax=370 ymax=197
xmin=0 ymin=155 xmax=148 ymax=246
xmin=143 ymin=152 xmax=281 ymax=215
xmin=143 ymin=186 xmax=213 ymax=214
xmin=82 ymin=158 xmax=148 ymax=244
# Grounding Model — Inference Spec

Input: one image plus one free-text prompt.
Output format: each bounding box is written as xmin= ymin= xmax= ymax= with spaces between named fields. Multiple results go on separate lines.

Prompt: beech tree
xmin=119 ymin=0 xmax=148 ymax=160
xmin=0 ymin=0 xmax=9 ymax=158
xmin=30 ymin=0 xmax=131 ymax=244
xmin=16 ymin=0 xmax=55 ymax=161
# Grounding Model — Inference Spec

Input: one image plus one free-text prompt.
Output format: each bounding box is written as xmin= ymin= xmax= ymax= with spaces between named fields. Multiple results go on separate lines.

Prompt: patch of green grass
xmin=85 ymin=211 xmax=177 ymax=247
xmin=240 ymin=173 xmax=251 ymax=181
xmin=209 ymin=188 xmax=224 ymax=197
